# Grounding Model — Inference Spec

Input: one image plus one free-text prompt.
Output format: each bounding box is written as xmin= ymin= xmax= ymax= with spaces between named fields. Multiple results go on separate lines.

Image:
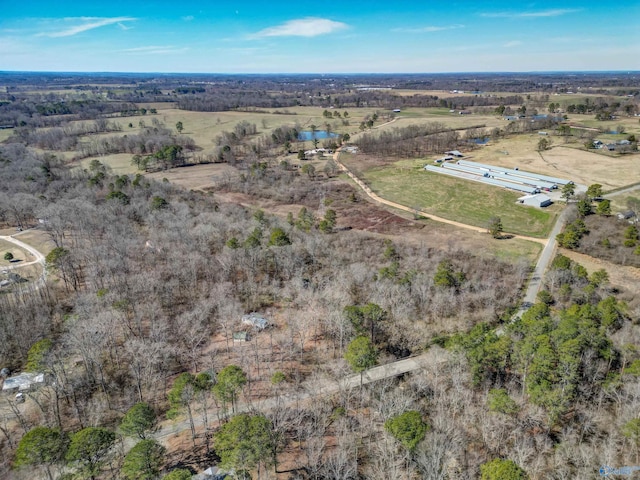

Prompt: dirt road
xmin=0 ymin=232 xmax=47 ymax=291
xmin=0 ymin=234 xmax=46 ymax=267
xmin=333 ymin=152 xmax=547 ymax=245
xmin=155 ymin=348 xmax=447 ymax=441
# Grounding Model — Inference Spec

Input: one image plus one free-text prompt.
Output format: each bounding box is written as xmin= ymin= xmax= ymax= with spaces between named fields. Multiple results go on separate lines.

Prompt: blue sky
xmin=1 ymin=1 xmax=638 ymax=73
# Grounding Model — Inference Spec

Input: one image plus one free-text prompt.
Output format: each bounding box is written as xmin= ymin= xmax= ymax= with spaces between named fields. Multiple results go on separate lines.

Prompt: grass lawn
xmin=0 ymin=239 xmax=28 ymax=265
xmin=353 ymin=159 xmax=558 ymax=238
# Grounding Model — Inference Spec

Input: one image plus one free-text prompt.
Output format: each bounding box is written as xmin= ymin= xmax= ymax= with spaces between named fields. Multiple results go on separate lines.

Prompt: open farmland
xmin=342 ymin=156 xmax=559 ymax=237
xmin=466 ymin=134 xmax=640 ymax=190
xmin=145 ymin=162 xmax=239 ymax=190
xmin=381 ymin=109 xmax=505 ymax=130
xmin=79 ymin=153 xmax=139 ymax=175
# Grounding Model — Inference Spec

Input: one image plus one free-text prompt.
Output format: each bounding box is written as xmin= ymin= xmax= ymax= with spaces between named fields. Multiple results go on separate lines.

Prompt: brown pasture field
xmin=63 ymin=105 xmax=382 ymax=175
xmin=145 ymin=163 xmax=239 ymax=190
xmin=464 ymin=134 xmax=640 ymax=189
xmin=384 ymin=112 xmax=505 ymax=130
xmin=77 ymin=106 xmax=362 ymax=156
xmin=566 ymin=113 xmax=640 ymax=135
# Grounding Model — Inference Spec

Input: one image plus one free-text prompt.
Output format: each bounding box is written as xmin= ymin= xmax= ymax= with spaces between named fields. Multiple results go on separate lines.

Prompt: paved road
xmin=332 ymin=150 xmax=576 ymax=320
xmin=520 ymin=208 xmax=569 ymax=306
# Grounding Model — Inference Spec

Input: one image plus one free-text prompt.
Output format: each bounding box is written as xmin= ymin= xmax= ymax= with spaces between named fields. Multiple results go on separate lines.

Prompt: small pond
xmin=468 ymin=137 xmax=490 ymax=145
xmin=298 ymin=130 xmax=339 ymax=141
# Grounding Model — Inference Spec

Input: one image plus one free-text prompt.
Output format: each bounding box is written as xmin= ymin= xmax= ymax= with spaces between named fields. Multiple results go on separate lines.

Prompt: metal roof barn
xmin=456 ymin=160 xmax=572 ymax=186
xmin=425 ymin=165 xmax=539 ymax=194
xmin=442 ymin=163 xmax=556 ymax=190
xmin=518 ymin=194 xmax=553 ymax=207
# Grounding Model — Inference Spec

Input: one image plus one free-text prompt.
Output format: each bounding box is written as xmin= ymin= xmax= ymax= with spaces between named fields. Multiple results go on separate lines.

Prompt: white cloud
xmin=122 ymin=45 xmax=188 ymax=55
xmin=38 ymin=17 xmax=136 ymax=37
xmin=503 ymin=40 xmax=522 ymax=48
xmin=481 ymin=9 xmax=580 ymax=18
xmin=392 ymin=24 xmax=464 ymax=33
xmin=252 ymin=17 xmax=348 ymax=38
xmin=182 ymin=16 xmax=195 ymax=21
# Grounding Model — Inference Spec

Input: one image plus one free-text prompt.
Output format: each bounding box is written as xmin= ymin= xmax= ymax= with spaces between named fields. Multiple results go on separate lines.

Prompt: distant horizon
xmin=2 ymin=1 xmax=638 ymax=74
xmin=1 ymin=70 xmax=639 ymax=77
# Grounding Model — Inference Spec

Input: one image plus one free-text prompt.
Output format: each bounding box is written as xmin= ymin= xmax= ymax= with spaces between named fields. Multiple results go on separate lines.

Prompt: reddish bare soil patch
xmin=216 ymin=179 xmax=425 ymax=236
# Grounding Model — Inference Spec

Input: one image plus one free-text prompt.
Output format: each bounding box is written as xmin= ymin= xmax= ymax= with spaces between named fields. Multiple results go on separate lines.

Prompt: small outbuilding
xmin=193 ymin=465 xmax=230 ymax=480
xmin=617 ymin=211 xmax=636 ymax=220
xmin=2 ymin=372 xmax=46 ymax=392
xmin=518 ymin=194 xmax=552 ymax=208
xmin=241 ymin=313 xmax=269 ymax=330
xmin=232 ymin=332 xmax=249 ymax=343
xmin=445 ymin=150 xmax=464 ymax=158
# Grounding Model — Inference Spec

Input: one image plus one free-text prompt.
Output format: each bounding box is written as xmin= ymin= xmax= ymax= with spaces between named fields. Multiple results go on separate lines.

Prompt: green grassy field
xmin=79 ymin=154 xmax=139 ymax=175
xmin=352 ymin=159 xmax=559 ymax=238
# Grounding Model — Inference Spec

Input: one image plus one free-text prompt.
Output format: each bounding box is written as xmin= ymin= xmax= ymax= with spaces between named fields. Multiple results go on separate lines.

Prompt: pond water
xmin=298 ymin=130 xmax=339 ymax=141
xmin=469 ymin=137 xmax=490 ymax=145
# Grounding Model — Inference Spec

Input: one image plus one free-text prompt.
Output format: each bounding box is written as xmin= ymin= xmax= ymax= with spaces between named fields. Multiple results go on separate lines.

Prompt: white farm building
xmin=518 ymin=194 xmax=552 ymax=208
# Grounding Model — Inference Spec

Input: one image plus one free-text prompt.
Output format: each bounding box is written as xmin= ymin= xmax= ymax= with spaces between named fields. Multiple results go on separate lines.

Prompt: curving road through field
xmin=0 ymin=234 xmax=46 ymax=267
xmin=333 ymin=152 xmax=547 ymax=245
xmin=332 ymin=150 xmax=573 ymax=312
xmin=0 ymin=232 xmax=47 ymax=290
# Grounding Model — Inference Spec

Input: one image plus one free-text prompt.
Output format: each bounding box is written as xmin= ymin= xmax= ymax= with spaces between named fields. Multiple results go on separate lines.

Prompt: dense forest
xmin=1 ymin=73 xmax=640 ymax=480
